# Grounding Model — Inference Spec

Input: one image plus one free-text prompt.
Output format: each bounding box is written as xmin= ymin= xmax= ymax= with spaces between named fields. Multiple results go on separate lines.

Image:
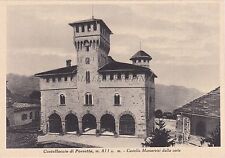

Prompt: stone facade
xmin=35 ymin=18 xmax=157 ymax=138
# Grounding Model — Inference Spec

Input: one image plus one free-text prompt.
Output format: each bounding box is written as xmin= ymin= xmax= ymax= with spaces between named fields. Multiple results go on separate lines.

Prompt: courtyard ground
xmin=6 ymin=119 xmax=206 ymax=148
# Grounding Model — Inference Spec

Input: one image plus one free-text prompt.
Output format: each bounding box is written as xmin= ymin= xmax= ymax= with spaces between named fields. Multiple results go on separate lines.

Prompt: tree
xmin=29 ymin=90 xmax=41 ymax=100
xmin=142 ymin=119 xmax=175 ymax=147
xmin=154 ymin=109 xmax=163 ymax=118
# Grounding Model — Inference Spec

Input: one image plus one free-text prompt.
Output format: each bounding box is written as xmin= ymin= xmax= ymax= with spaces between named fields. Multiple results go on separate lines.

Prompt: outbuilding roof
xmin=175 ymin=87 xmax=220 ymax=118
xmin=13 ymin=102 xmax=40 ymax=112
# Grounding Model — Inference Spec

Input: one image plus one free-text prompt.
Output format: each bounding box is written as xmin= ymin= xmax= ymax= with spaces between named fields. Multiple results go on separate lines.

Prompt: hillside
xmin=7 ymin=73 xmax=39 ymax=96
xmin=155 ymin=84 xmax=203 ymax=112
xmin=6 ymin=73 xmax=203 ymax=111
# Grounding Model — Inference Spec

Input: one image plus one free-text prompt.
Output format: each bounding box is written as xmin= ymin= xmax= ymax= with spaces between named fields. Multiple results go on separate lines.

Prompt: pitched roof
xmin=175 ymin=87 xmax=220 ymax=118
xmin=69 ymin=18 xmax=113 ymax=34
xmin=13 ymin=102 xmax=40 ymax=112
xmin=98 ymin=60 xmax=157 ymax=77
xmin=35 ymin=65 xmax=77 ymax=77
xmin=130 ymin=50 xmax=152 ymax=60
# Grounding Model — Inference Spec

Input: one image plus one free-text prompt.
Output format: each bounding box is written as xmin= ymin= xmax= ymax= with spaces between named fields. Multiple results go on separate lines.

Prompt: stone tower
xmin=69 ymin=18 xmax=113 ymax=107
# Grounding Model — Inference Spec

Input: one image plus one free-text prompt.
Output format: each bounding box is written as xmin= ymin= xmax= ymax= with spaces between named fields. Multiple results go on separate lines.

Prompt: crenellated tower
xmin=69 ymin=18 xmax=113 ymax=104
xmin=69 ymin=18 xmax=112 ymax=69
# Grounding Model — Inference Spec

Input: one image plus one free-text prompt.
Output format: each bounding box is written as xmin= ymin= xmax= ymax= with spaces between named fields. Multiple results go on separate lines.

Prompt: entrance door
xmin=65 ymin=114 xmax=79 ymax=132
xmin=119 ymin=114 xmax=135 ymax=135
xmin=82 ymin=114 xmax=96 ymax=132
xmin=49 ymin=113 xmax=62 ymax=133
xmin=196 ymin=121 xmax=206 ymax=137
xmin=100 ymin=114 xmax=115 ymax=132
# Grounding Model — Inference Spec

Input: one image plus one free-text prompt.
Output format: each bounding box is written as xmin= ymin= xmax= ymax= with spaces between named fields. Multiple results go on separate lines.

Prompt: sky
xmin=7 ymin=3 xmax=220 ymax=92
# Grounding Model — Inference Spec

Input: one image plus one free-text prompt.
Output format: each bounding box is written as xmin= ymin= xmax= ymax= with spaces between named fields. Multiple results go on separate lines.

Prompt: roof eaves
xmin=35 ymin=71 xmax=77 ymax=77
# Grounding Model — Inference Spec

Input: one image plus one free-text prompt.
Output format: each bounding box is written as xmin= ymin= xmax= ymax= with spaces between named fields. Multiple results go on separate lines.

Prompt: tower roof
xmin=98 ymin=58 xmax=157 ymax=77
xmin=69 ymin=18 xmax=113 ymax=34
xmin=130 ymin=50 xmax=152 ymax=60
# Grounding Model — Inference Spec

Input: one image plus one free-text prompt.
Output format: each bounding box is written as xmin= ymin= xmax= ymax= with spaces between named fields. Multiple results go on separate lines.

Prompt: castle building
xmin=35 ymin=18 xmax=157 ymax=138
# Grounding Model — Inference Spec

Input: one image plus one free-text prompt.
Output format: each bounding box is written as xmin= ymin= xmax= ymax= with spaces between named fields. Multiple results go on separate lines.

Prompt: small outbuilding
xmin=175 ymin=87 xmax=220 ymax=138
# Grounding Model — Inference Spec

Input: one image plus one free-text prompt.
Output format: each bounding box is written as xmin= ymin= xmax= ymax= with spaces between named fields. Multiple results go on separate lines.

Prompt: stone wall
xmin=40 ymin=73 xmax=155 ymax=138
xmin=14 ymin=108 xmax=39 ymax=126
xmin=187 ymin=114 xmax=220 ymax=137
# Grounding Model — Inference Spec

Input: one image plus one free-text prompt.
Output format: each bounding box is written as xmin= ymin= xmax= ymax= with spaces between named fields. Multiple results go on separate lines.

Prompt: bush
xmin=154 ymin=109 xmax=163 ymax=118
xmin=142 ymin=119 xmax=175 ymax=147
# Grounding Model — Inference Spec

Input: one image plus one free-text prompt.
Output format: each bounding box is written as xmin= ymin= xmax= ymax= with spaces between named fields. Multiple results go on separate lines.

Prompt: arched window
xmin=85 ymin=92 xmax=93 ymax=105
xmin=114 ymin=93 xmax=120 ymax=105
xmin=86 ymin=71 xmax=90 ymax=83
xmin=30 ymin=112 xmax=33 ymax=119
xmin=60 ymin=94 xmax=65 ymax=105
xmin=85 ymin=58 xmax=90 ymax=64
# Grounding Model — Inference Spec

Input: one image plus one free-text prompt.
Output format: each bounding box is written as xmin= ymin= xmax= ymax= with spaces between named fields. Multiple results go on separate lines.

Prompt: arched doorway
xmin=65 ymin=114 xmax=79 ymax=132
xmin=49 ymin=113 xmax=62 ymax=133
xmin=119 ymin=114 xmax=135 ymax=135
xmin=196 ymin=121 xmax=206 ymax=137
xmin=100 ymin=114 xmax=115 ymax=132
xmin=6 ymin=118 xmax=10 ymax=127
xmin=82 ymin=114 xmax=96 ymax=132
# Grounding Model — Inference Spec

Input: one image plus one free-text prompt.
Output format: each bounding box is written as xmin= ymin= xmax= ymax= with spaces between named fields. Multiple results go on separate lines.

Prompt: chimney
xmin=66 ymin=60 xmax=71 ymax=67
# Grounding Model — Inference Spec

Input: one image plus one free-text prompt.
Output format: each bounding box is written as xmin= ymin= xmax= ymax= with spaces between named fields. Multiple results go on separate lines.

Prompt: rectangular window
xmin=30 ymin=112 xmax=33 ymax=119
xmin=64 ymin=76 xmax=67 ymax=81
xmin=82 ymin=25 xmax=85 ymax=32
xmin=87 ymin=25 xmax=91 ymax=31
xmin=133 ymin=74 xmax=137 ymax=79
xmin=110 ymin=74 xmax=114 ymax=80
xmin=70 ymin=75 xmax=73 ymax=81
xmin=52 ymin=77 xmax=56 ymax=82
xmin=85 ymin=93 xmax=93 ymax=105
xmin=58 ymin=77 xmax=61 ymax=82
xmin=102 ymin=74 xmax=106 ymax=80
xmin=85 ymin=94 xmax=89 ymax=105
xmin=60 ymin=94 xmax=65 ymax=105
xmin=86 ymin=71 xmax=90 ymax=83
xmin=46 ymin=78 xmax=49 ymax=82
xmin=114 ymin=94 xmax=120 ymax=105
xmin=125 ymin=73 xmax=129 ymax=79
xmin=93 ymin=23 xmax=97 ymax=31
xmin=89 ymin=95 xmax=92 ymax=105
xmin=117 ymin=73 xmax=121 ymax=80
xmin=22 ymin=114 xmax=27 ymax=120
xmin=76 ymin=26 xmax=79 ymax=33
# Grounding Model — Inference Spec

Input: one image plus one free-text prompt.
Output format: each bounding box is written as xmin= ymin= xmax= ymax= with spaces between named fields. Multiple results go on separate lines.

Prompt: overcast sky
xmin=7 ymin=3 xmax=220 ymax=92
